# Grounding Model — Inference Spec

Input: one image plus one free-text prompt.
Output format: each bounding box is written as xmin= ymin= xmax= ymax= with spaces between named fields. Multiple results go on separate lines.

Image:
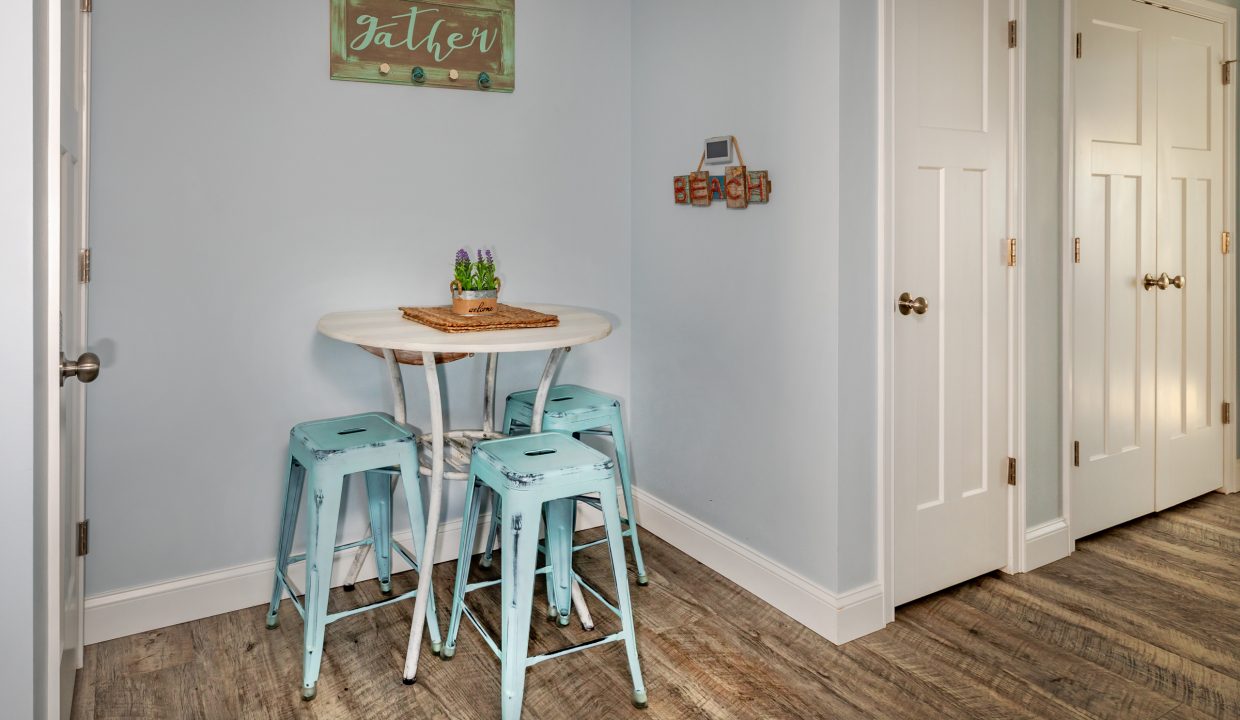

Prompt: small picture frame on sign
xmin=703 ymin=136 xmax=733 ymax=165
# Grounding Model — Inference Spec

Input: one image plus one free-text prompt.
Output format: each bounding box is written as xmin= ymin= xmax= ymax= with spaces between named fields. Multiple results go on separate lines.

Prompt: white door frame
xmin=1060 ymin=0 xmax=1239 ymax=537
xmin=877 ymin=0 xmax=1028 ymax=623
xmin=35 ymin=0 xmax=65 ymax=710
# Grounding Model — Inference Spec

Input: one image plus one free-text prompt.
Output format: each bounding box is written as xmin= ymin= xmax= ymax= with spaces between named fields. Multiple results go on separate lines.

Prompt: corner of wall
xmin=632 ymin=489 xmax=886 ymax=645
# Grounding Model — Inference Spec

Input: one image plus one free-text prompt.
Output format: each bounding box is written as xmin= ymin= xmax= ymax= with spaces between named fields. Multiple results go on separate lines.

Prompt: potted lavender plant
xmin=450 ymin=248 xmax=501 ymax=315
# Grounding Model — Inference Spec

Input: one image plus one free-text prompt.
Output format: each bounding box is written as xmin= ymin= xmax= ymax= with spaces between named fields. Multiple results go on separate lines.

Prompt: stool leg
xmin=500 ymin=501 xmax=541 ymax=720
xmin=443 ymin=477 xmax=484 ymax=659
xmin=543 ymin=499 xmax=575 ymax=627
xmin=363 ymin=471 xmax=393 ymax=595
xmin=600 ymin=491 xmax=648 ymax=708
xmin=501 ymin=403 xmax=518 ymax=436
xmin=267 ymin=456 xmax=305 ymax=629
xmin=301 ymin=469 xmax=343 ymax=701
xmin=480 ymin=490 xmax=500 ymax=569
xmin=608 ymin=414 xmax=648 ymax=586
xmin=485 ymin=405 xmax=521 ymax=570
xmin=396 ymin=444 xmax=443 ymax=656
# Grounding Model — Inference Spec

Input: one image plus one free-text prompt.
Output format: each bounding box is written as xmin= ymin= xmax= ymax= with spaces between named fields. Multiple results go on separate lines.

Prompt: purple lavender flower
xmin=455 ymin=248 xmax=469 ymax=264
xmin=484 ymin=248 xmax=493 ymax=264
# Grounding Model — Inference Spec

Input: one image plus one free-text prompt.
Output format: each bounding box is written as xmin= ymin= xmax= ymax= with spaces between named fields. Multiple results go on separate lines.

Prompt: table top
xmin=317 ymin=304 xmax=612 ymax=354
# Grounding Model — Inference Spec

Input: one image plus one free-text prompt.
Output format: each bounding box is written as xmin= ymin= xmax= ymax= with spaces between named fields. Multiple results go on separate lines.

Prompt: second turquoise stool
xmin=441 ymin=432 xmax=647 ymax=719
xmin=491 ymin=385 xmax=648 ymax=586
xmin=265 ymin=412 xmax=441 ymax=700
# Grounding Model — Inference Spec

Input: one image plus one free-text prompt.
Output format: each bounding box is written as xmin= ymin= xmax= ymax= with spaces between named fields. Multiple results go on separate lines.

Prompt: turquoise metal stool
xmin=265 ymin=412 xmax=441 ymax=700
xmin=489 ymin=385 xmax=648 ymax=586
xmin=442 ymin=433 xmax=647 ymax=719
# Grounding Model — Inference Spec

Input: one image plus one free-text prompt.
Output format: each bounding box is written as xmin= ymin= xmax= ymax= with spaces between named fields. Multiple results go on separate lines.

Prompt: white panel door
xmin=1155 ymin=8 xmax=1226 ymax=510
xmin=39 ymin=0 xmax=91 ymax=716
xmin=893 ymin=0 xmax=1012 ymax=606
xmin=1073 ymin=0 xmax=1227 ymax=539
xmin=1072 ymin=0 xmax=1158 ymax=540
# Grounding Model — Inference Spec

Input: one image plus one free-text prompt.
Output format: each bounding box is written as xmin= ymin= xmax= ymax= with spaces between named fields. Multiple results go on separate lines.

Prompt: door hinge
xmin=1073 ymin=441 xmax=1080 ymax=467
xmin=1224 ymin=402 xmax=1232 ymax=425
xmin=77 ymin=520 xmax=89 ymax=557
xmin=1223 ymin=231 xmax=1231 ymax=255
xmin=1074 ymin=237 xmax=1081 ymax=263
xmin=1007 ymin=238 xmax=1017 ymax=267
xmin=1076 ymin=32 xmax=1083 ymax=59
xmin=1008 ymin=20 xmax=1018 ymax=49
xmin=1225 ymin=60 xmax=1237 ymax=86
xmin=81 ymin=0 xmax=91 ymax=12
xmin=79 ymin=248 xmax=91 ymax=284
xmin=1007 ymin=457 xmax=1017 ymax=485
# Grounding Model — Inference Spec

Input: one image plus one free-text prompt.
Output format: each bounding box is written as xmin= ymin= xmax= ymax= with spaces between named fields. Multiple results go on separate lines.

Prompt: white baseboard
xmin=1023 ymin=517 xmax=1071 ymax=572
xmin=630 ymin=488 xmax=885 ymax=645
xmin=86 ymin=489 xmax=890 ymax=648
xmin=84 ymin=506 xmax=603 ymax=646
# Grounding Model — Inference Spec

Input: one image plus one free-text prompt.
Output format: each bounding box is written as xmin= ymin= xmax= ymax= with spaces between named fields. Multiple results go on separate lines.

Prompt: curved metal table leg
xmin=403 ymin=351 xmax=447 ymax=683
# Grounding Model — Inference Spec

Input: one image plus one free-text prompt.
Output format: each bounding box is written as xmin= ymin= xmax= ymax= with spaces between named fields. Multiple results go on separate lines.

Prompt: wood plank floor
xmin=73 ymin=492 xmax=1240 ymax=719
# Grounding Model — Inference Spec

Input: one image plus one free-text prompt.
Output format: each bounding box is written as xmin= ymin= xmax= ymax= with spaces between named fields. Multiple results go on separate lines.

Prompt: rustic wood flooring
xmin=73 ymin=492 xmax=1240 ymax=719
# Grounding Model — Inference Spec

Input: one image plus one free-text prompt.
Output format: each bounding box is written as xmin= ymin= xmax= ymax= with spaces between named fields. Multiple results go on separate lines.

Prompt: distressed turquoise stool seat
xmin=442 ymin=433 xmax=647 ymax=719
xmin=265 ymin=412 xmax=441 ymax=700
xmin=490 ymin=385 xmax=648 ymax=586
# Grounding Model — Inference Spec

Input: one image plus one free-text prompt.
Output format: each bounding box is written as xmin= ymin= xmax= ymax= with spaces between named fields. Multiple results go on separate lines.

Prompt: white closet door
xmin=1072 ymin=0 xmax=1159 ymax=540
xmin=893 ymin=0 xmax=1012 ymax=605
xmin=1154 ymin=8 xmax=1226 ymax=510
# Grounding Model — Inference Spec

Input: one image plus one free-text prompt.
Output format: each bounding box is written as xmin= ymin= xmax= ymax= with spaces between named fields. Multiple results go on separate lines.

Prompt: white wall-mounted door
xmin=892 ymin=0 xmax=1014 ymax=606
xmin=1154 ymin=7 xmax=1227 ymax=511
xmin=1071 ymin=0 xmax=1159 ymax=539
xmin=37 ymin=0 xmax=92 ymax=716
xmin=1072 ymin=0 xmax=1229 ymax=539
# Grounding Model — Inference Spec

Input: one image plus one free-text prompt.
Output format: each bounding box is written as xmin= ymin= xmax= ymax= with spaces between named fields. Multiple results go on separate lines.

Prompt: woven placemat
xmin=400 ymin=304 xmax=560 ymax=333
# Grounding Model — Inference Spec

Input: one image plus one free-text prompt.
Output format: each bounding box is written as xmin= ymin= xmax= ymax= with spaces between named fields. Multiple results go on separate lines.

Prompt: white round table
xmin=317 ymin=304 xmax=612 ymax=683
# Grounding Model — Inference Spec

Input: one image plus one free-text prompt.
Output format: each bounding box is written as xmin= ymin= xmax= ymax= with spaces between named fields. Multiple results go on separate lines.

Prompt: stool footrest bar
xmin=392 ymin=541 xmax=420 ymax=570
xmin=461 ymin=603 xmax=503 ymax=659
xmin=526 ymin=633 xmax=626 ymax=668
xmin=276 ymin=570 xmax=304 ymax=602
xmin=275 ymin=571 xmax=307 ymax=619
xmin=464 ymin=578 xmax=503 ymax=592
xmin=574 ymin=574 xmax=621 ymax=617
xmin=285 ymin=535 xmax=377 ymax=567
xmin=325 ymin=587 xmax=421 ymax=624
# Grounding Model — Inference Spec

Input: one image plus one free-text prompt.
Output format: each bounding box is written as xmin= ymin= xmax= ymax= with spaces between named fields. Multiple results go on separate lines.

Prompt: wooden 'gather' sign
xmin=330 ymin=0 xmax=514 ymax=92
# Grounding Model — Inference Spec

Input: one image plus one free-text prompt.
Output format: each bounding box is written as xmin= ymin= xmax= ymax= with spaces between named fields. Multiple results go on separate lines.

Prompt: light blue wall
xmin=86 ymin=0 xmax=633 ymax=595
xmin=1025 ymin=1 xmax=1065 ymax=527
xmin=837 ymin=0 xmax=880 ymax=591
xmin=1 ymin=0 xmax=35 ymax=714
xmin=631 ymin=0 xmax=853 ymax=590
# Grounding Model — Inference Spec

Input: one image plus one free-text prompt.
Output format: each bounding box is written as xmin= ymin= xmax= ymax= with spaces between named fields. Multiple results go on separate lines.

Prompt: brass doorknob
xmin=1169 ymin=274 xmax=1185 ymax=289
xmin=1143 ymin=272 xmax=1170 ymax=291
xmin=898 ymin=292 xmax=928 ymax=316
xmin=60 ymin=351 xmax=100 ymax=387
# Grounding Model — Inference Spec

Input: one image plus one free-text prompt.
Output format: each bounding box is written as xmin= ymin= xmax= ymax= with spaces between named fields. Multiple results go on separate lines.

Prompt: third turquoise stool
xmin=488 ymin=385 xmax=648 ymax=586
xmin=265 ymin=412 xmax=441 ymax=700
xmin=441 ymin=432 xmax=647 ymax=720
